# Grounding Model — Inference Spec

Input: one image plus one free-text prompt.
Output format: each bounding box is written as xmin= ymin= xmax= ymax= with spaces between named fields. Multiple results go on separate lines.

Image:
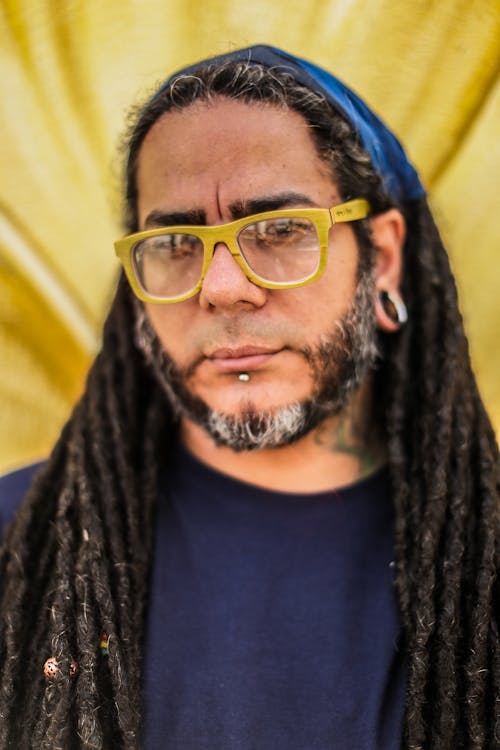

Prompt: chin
xmin=194 ymin=381 xmax=311 ymax=420
xmin=201 ymin=401 xmax=319 ymax=452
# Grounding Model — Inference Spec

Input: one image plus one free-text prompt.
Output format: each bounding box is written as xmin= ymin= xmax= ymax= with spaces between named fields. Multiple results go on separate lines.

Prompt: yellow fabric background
xmin=1 ymin=0 xmax=499 ymax=472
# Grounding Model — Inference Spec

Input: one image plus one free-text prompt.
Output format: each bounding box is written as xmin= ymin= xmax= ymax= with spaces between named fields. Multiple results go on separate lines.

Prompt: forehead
xmin=135 ymin=98 xmax=337 ymax=220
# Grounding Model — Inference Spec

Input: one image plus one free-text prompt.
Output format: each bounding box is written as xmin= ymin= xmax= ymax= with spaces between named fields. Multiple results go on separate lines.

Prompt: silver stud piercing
xmin=238 ymin=373 xmax=250 ymax=382
xmin=379 ymin=290 xmax=408 ymax=326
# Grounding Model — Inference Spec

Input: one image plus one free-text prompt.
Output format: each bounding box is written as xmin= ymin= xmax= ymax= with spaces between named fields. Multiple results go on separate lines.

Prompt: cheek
xmin=320 ymin=249 xmax=359 ymax=311
xmin=145 ymin=303 xmax=195 ymax=364
xmin=282 ymin=259 xmax=359 ymax=332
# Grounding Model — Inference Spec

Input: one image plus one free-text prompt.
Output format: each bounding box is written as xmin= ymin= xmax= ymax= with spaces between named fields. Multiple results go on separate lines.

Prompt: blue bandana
xmin=156 ymin=45 xmax=425 ymax=204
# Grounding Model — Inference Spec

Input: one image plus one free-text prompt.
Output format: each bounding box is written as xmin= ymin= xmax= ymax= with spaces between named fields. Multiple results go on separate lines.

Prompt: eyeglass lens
xmin=132 ymin=217 xmax=321 ymax=298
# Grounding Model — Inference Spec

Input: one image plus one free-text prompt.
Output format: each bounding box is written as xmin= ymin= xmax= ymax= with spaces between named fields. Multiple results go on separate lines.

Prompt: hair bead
xmin=100 ymin=631 xmax=110 ymax=656
xmin=43 ymin=657 xmax=79 ymax=679
xmin=43 ymin=657 xmax=59 ymax=679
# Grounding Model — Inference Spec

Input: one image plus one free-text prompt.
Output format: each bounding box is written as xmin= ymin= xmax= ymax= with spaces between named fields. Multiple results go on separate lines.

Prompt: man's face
xmin=135 ymin=98 xmax=377 ymax=447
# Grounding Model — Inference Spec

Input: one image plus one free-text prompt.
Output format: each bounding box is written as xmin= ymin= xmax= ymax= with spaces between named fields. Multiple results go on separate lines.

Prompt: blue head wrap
xmin=156 ymin=45 xmax=425 ymax=204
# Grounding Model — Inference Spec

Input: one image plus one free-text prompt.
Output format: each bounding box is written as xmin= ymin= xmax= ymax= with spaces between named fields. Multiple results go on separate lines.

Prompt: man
xmin=0 ymin=45 xmax=498 ymax=749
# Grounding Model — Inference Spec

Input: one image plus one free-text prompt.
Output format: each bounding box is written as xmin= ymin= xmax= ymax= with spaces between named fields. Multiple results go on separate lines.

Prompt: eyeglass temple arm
xmin=330 ymin=199 xmax=371 ymax=223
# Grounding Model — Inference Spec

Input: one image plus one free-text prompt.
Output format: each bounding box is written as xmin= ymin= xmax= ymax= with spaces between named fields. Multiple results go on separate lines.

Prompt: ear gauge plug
xmin=379 ymin=290 xmax=408 ymax=326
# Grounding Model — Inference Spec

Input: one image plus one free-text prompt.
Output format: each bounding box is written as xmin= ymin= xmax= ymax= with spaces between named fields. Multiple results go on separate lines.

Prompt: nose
xmin=198 ymin=242 xmax=267 ymax=310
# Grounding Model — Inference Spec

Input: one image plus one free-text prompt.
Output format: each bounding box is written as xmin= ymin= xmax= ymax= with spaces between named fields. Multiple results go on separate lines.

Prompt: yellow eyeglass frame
xmin=114 ymin=198 xmax=371 ymax=304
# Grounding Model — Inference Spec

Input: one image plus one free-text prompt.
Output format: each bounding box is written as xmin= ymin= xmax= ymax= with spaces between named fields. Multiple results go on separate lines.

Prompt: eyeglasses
xmin=114 ymin=198 xmax=370 ymax=304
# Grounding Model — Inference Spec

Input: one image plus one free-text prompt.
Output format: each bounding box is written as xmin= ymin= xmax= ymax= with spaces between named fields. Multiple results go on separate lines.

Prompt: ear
xmin=371 ymin=208 xmax=406 ymax=332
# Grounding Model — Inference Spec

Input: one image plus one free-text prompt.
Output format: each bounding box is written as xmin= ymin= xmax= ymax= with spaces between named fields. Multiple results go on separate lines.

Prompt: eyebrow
xmin=144 ymin=209 xmax=206 ymax=228
xmin=143 ymin=192 xmax=318 ymax=228
xmin=229 ymin=192 xmax=318 ymax=218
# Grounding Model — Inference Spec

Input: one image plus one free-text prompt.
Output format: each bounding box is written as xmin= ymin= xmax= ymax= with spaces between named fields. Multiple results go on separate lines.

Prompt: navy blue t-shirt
xmin=0 ymin=450 xmax=406 ymax=749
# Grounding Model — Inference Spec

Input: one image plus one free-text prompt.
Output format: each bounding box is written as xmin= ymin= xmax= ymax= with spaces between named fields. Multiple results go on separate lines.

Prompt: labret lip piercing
xmin=238 ymin=372 xmax=250 ymax=382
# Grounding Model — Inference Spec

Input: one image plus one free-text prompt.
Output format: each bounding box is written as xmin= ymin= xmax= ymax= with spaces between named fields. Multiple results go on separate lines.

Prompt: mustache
xmin=191 ymin=317 xmax=298 ymax=349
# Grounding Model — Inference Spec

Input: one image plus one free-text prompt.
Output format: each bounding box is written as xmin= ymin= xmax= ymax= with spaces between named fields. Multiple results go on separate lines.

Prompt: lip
xmin=206 ymin=346 xmax=282 ymax=373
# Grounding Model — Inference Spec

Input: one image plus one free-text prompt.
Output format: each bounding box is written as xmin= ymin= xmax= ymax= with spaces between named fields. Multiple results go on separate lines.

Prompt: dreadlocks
xmin=0 ymin=275 xmax=172 ymax=748
xmin=0 ymin=61 xmax=498 ymax=749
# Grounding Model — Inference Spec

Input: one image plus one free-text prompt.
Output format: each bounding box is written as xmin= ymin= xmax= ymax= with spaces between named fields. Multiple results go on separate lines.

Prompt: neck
xmin=180 ymin=379 xmax=386 ymax=493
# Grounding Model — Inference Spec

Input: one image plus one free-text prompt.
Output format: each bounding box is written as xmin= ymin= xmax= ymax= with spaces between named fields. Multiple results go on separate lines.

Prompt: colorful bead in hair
xmin=100 ymin=631 xmax=110 ymax=656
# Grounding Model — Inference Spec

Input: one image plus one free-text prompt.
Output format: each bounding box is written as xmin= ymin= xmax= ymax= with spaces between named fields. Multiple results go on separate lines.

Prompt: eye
xmin=138 ymin=233 xmax=202 ymax=259
xmin=243 ymin=218 xmax=312 ymax=246
xmin=265 ymin=219 xmax=310 ymax=240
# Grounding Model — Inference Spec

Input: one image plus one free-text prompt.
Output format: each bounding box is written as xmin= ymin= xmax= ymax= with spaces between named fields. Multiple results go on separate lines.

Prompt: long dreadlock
xmin=0 ymin=61 xmax=498 ymax=749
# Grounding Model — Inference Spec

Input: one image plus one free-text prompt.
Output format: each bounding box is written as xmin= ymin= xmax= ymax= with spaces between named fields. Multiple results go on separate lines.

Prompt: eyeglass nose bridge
xmin=199 ymin=236 xmax=256 ymax=286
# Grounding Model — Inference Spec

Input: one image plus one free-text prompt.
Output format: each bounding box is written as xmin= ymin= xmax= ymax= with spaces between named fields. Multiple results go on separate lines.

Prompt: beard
xmin=134 ymin=264 xmax=379 ymax=452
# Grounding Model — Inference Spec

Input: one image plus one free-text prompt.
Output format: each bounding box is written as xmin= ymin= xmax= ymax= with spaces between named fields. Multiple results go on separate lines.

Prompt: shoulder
xmin=0 ymin=462 xmax=44 ymax=531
